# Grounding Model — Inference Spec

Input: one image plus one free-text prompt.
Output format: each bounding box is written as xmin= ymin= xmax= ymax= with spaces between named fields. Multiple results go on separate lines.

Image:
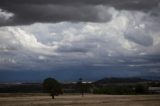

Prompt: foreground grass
xmin=0 ymin=94 xmax=160 ymax=106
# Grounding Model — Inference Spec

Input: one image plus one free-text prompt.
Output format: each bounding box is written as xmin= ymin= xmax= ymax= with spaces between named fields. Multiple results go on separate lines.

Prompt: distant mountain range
xmin=94 ymin=77 xmax=160 ymax=84
xmin=141 ymin=76 xmax=160 ymax=81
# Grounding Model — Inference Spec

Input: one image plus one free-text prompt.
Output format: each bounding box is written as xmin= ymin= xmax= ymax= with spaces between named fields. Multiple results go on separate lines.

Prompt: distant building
xmin=148 ymin=87 xmax=160 ymax=94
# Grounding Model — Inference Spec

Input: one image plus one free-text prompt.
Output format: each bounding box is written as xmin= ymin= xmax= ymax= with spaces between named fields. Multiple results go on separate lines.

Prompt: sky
xmin=0 ymin=0 xmax=160 ymax=82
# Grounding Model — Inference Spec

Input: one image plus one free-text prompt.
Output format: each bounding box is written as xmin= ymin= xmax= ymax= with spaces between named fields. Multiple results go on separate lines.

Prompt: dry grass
xmin=0 ymin=94 xmax=160 ymax=106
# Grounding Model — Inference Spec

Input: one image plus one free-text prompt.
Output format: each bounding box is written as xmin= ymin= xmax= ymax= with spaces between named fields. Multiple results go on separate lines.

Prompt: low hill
xmin=94 ymin=77 xmax=149 ymax=84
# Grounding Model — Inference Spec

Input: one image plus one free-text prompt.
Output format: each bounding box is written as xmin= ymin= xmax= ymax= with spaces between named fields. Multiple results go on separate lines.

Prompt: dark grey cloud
xmin=0 ymin=4 xmax=112 ymax=26
xmin=0 ymin=0 xmax=160 ymax=26
xmin=124 ymin=32 xmax=153 ymax=46
xmin=56 ymin=44 xmax=90 ymax=53
xmin=0 ymin=0 xmax=159 ymax=8
xmin=111 ymin=0 xmax=160 ymax=11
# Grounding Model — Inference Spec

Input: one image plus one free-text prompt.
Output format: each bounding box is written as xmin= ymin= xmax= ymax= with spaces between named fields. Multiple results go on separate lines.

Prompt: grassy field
xmin=0 ymin=94 xmax=160 ymax=106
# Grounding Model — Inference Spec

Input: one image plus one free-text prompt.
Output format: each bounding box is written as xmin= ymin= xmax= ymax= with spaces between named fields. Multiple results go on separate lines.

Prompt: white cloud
xmin=6 ymin=7 xmax=160 ymax=57
xmin=0 ymin=56 xmax=16 ymax=64
xmin=0 ymin=6 xmax=160 ymax=72
xmin=7 ymin=27 xmax=58 ymax=55
xmin=38 ymin=55 xmax=46 ymax=60
xmin=0 ymin=8 xmax=14 ymax=25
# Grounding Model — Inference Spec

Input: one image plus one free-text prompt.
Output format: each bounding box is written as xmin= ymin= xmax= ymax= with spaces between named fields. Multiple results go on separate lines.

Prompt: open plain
xmin=0 ymin=94 xmax=160 ymax=106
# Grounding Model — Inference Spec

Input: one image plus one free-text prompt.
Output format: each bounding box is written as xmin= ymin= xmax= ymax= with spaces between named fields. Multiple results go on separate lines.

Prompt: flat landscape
xmin=0 ymin=94 xmax=160 ymax=106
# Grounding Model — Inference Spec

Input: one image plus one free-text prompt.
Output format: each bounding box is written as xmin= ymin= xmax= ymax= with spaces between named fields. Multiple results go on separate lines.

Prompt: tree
xmin=135 ymin=84 xmax=147 ymax=94
xmin=43 ymin=78 xmax=62 ymax=99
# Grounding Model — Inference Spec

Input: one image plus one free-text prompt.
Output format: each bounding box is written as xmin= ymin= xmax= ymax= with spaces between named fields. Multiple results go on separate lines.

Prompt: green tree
xmin=43 ymin=78 xmax=62 ymax=99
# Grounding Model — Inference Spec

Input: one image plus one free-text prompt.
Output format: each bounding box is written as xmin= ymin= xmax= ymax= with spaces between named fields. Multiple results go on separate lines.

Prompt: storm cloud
xmin=0 ymin=0 xmax=160 ymax=26
xmin=0 ymin=0 xmax=160 ymax=82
